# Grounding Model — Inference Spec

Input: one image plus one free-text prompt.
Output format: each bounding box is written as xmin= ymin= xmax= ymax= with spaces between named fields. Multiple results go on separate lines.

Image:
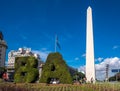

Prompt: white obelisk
xmin=86 ymin=6 xmax=95 ymax=83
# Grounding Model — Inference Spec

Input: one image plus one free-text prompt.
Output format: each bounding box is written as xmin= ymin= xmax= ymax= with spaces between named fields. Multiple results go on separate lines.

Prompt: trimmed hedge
xmin=40 ymin=52 xmax=72 ymax=84
xmin=14 ymin=56 xmax=39 ymax=83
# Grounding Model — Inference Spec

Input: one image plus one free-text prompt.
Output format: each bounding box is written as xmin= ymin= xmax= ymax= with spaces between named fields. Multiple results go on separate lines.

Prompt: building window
xmin=0 ymin=53 xmax=1 ymax=59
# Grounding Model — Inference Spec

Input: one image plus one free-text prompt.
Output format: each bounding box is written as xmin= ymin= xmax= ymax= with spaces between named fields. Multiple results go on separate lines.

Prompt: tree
xmin=72 ymin=72 xmax=85 ymax=81
xmin=40 ymin=52 xmax=72 ymax=84
xmin=0 ymin=67 xmax=6 ymax=78
xmin=109 ymin=73 xmax=120 ymax=81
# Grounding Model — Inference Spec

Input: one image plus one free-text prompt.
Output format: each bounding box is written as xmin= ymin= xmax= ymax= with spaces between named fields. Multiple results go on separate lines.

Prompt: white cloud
xmin=95 ymin=57 xmax=103 ymax=62
xmin=78 ymin=66 xmax=85 ymax=73
xmin=32 ymin=49 xmax=51 ymax=61
xmin=81 ymin=53 xmax=86 ymax=58
xmin=75 ymin=57 xmax=80 ymax=61
xmin=79 ymin=57 xmax=120 ymax=80
xmin=41 ymin=48 xmax=47 ymax=51
xmin=103 ymin=57 xmax=120 ymax=69
xmin=96 ymin=57 xmax=120 ymax=80
xmin=113 ymin=45 xmax=119 ymax=49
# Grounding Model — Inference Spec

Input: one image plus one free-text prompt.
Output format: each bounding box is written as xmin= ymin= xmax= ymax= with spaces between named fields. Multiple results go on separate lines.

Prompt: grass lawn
xmin=0 ymin=82 xmax=120 ymax=91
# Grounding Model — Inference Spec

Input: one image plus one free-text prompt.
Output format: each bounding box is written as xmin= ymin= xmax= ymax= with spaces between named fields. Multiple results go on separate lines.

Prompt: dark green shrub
xmin=0 ymin=67 xmax=6 ymax=78
xmin=40 ymin=52 xmax=72 ymax=84
xmin=14 ymin=56 xmax=39 ymax=83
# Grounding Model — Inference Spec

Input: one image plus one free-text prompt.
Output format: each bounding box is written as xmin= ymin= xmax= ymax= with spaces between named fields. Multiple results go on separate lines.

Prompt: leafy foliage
xmin=109 ymin=72 xmax=120 ymax=81
xmin=0 ymin=67 xmax=6 ymax=78
xmin=72 ymin=72 xmax=85 ymax=81
xmin=14 ymin=56 xmax=39 ymax=83
xmin=40 ymin=52 xmax=72 ymax=84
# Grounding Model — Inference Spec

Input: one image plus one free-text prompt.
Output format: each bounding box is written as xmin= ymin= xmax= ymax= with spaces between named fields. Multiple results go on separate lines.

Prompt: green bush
xmin=0 ymin=78 xmax=4 ymax=83
xmin=40 ymin=52 xmax=72 ymax=84
xmin=14 ymin=56 xmax=39 ymax=83
xmin=0 ymin=67 xmax=6 ymax=78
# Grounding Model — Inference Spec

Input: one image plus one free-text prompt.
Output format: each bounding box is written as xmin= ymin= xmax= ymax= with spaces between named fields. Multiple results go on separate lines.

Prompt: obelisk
xmin=86 ymin=6 xmax=95 ymax=83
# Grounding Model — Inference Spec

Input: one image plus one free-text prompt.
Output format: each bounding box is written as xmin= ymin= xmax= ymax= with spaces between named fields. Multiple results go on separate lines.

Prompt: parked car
xmin=50 ymin=78 xmax=60 ymax=84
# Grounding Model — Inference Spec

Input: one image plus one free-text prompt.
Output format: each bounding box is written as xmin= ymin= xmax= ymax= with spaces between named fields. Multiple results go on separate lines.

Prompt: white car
xmin=52 ymin=81 xmax=57 ymax=84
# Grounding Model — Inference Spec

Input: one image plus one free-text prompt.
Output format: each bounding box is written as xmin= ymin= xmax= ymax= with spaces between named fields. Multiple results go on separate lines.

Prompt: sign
xmin=111 ymin=69 xmax=120 ymax=73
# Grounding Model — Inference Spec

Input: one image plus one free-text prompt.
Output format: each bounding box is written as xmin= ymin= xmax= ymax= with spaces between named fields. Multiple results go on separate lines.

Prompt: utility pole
xmin=105 ymin=64 xmax=109 ymax=82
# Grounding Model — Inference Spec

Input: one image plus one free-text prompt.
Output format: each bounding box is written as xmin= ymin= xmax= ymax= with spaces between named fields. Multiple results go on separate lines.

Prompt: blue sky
xmin=1 ymin=0 xmax=120 ymax=79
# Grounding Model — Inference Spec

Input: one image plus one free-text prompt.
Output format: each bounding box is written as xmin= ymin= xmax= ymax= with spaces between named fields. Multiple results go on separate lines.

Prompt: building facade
xmin=0 ymin=31 xmax=7 ymax=67
xmin=7 ymin=48 xmax=40 ymax=68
